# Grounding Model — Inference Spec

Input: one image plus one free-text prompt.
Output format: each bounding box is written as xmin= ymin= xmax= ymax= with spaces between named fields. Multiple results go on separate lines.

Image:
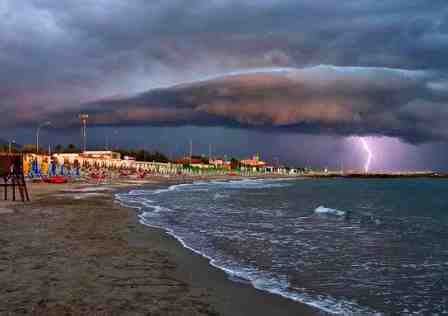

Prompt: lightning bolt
xmin=360 ymin=138 xmax=373 ymax=173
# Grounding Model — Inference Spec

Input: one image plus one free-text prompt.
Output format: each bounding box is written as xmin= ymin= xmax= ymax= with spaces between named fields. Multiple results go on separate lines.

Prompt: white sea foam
xmin=63 ymin=187 xmax=112 ymax=193
xmin=0 ymin=208 xmax=14 ymax=214
xmin=115 ymin=182 xmax=381 ymax=316
xmin=222 ymin=179 xmax=293 ymax=189
xmin=56 ymin=192 xmax=109 ymax=199
xmin=73 ymin=192 xmax=108 ymax=199
xmin=118 ymin=203 xmax=376 ymax=314
xmin=146 ymin=215 xmax=376 ymax=315
xmin=213 ymin=193 xmax=229 ymax=199
xmin=314 ymin=206 xmax=346 ymax=216
xmin=128 ymin=189 xmax=151 ymax=195
xmin=151 ymin=183 xmax=193 ymax=195
xmin=128 ymin=179 xmax=294 ymax=198
xmin=151 ymin=185 xmax=177 ymax=195
xmin=151 ymin=205 xmax=175 ymax=213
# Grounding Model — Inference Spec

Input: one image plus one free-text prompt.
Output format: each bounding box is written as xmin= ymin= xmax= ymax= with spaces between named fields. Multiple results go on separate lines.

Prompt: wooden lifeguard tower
xmin=0 ymin=154 xmax=30 ymax=202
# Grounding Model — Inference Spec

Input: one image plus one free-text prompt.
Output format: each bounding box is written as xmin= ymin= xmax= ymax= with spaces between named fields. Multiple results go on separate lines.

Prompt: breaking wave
xmin=314 ymin=206 xmax=346 ymax=216
xmin=115 ymin=179 xmax=382 ymax=315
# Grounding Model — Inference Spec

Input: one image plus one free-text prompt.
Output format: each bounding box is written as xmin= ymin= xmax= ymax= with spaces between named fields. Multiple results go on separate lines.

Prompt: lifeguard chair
xmin=0 ymin=154 xmax=30 ymax=202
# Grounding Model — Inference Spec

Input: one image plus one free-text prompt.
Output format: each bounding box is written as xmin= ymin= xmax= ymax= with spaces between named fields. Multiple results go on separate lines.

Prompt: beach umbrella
xmin=28 ymin=160 xmax=33 ymax=177
xmin=67 ymin=165 xmax=72 ymax=177
xmin=36 ymin=159 xmax=42 ymax=177
xmin=32 ymin=159 xmax=38 ymax=177
xmin=51 ymin=161 xmax=57 ymax=176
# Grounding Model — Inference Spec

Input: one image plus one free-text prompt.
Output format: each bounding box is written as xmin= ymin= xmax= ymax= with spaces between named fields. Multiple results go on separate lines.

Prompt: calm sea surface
xmin=116 ymin=178 xmax=448 ymax=315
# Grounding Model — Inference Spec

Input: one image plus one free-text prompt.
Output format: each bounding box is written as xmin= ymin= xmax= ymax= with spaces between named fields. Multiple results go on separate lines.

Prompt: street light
xmin=79 ymin=114 xmax=89 ymax=152
xmin=113 ymin=129 xmax=118 ymax=150
xmin=36 ymin=121 xmax=51 ymax=154
xmin=9 ymin=140 xmax=15 ymax=154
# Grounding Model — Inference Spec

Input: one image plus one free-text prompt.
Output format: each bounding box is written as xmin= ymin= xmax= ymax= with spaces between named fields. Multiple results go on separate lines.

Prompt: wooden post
xmin=21 ymin=172 xmax=30 ymax=202
xmin=12 ymin=176 xmax=16 ymax=201
xmin=3 ymin=177 xmax=7 ymax=201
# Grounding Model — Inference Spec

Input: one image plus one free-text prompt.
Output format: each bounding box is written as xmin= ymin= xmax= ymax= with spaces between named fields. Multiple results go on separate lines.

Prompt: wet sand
xmin=0 ymin=179 xmax=319 ymax=315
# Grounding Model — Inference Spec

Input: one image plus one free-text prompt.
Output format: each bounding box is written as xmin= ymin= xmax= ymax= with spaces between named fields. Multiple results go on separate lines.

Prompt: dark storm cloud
xmin=2 ymin=0 xmax=448 ymax=143
xmin=36 ymin=65 xmax=447 ymax=144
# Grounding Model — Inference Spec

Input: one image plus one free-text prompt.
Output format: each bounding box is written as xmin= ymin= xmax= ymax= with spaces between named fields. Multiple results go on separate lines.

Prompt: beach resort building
xmin=174 ymin=156 xmax=214 ymax=169
xmin=22 ymin=150 xmax=185 ymax=176
xmin=209 ymin=158 xmax=232 ymax=170
xmin=20 ymin=149 xmax=300 ymax=178
xmin=81 ymin=151 xmax=122 ymax=160
xmin=240 ymin=154 xmax=267 ymax=172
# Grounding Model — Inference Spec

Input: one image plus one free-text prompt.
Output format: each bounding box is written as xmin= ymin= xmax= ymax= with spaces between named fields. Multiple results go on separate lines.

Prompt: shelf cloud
xmin=26 ymin=65 xmax=448 ymax=144
xmin=1 ymin=0 xmax=448 ymax=145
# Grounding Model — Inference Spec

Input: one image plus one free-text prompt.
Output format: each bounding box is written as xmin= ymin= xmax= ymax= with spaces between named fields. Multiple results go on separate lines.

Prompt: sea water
xmin=116 ymin=178 xmax=448 ymax=315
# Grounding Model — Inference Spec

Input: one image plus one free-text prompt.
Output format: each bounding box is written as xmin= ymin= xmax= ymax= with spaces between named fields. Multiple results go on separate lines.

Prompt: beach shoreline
xmin=0 ymin=177 xmax=319 ymax=315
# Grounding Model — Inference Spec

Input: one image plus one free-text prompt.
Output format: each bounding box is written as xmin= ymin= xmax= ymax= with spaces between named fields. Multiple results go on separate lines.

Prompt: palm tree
xmin=67 ymin=144 xmax=78 ymax=153
xmin=55 ymin=144 xmax=64 ymax=153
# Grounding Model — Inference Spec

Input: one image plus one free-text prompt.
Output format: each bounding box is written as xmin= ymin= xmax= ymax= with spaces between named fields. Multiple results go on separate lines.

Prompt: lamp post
xmin=36 ymin=121 xmax=51 ymax=154
xmin=8 ymin=140 xmax=15 ymax=154
xmin=113 ymin=129 xmax=118 ymax=150
xmin=79 ymin=114 xmax=89 ymax=152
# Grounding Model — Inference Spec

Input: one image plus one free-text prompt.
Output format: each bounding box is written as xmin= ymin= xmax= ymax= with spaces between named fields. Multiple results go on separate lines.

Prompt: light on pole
xmin=79 ymin=114 xmax=89 ymax=152
xmin=9 ymin=140 xmax=15 ymax=154
xmin=36 ymin=121 xmax=51 ymax=154
xmin=189 ymin=139 xmax=193 ymax=164
xmin=113 ymin=129 xmax=118 ymax=150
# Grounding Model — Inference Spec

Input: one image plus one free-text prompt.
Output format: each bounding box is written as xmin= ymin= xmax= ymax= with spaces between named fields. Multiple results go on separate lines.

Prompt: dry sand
xmin=0 ymin=179 xmax=319 ymax=315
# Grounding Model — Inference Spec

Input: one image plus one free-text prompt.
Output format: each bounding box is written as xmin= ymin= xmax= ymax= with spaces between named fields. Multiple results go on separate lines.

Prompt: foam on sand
xmin=0 ymin=208 xmax=14 ymax=214
xmin=62 ymin=187 xmax=113 ymax=193
xmin=56 ymin=192 xmax=109 ymax=200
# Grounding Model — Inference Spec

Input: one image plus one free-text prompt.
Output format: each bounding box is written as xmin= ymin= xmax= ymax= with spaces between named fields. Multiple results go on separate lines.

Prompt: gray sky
xmin=1 ymin=0 xmax=448 ymax=170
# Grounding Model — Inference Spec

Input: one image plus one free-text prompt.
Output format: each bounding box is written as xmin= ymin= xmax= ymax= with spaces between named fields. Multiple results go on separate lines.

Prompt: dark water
xmin=116 ymin=179 xmax=448 ymax=315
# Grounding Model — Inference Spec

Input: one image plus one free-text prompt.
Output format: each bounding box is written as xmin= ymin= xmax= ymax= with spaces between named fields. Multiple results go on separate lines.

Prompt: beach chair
xmin=89 ymin=169 xmax=107 ymax=184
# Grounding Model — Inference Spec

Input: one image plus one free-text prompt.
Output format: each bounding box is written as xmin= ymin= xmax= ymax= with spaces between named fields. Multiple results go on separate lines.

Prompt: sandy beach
xmin=0 ymin=178 xmax=319 ymax=315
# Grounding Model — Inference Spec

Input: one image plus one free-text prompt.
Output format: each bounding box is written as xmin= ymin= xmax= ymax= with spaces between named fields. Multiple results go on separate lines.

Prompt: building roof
xmin=240 ymin=154 xmax=266 ymax=167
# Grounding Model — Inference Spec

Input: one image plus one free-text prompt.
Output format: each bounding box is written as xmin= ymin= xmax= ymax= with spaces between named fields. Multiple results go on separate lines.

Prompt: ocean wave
xmin=63 ymin=187 xmax=113 ymax=193
xmin=222 ymin=179 xmax=293 ymax=189
xmin=314 ymin=206 xmax=346 ymax=217
xmin=213 ymin=193 xmax=229 ymax=199
xmin=117 ymin=179 xmax=448 ymax=315
xmin=133 ymin=179 xmax=296 ymax=198
xmin=115 ymin=180 xmax=389 ymax=315
xmin=141 ymin=205 xmax=175 ymax=217
xmin=127 ymin=189 xmax=152 ymax=196
xmin=117 ymin=192 xmax=376 ymax=315
xmin=137 ymin=211 xmax=378 ymax=315
xmin=151 ymin=184 xmax=185 ymax=195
